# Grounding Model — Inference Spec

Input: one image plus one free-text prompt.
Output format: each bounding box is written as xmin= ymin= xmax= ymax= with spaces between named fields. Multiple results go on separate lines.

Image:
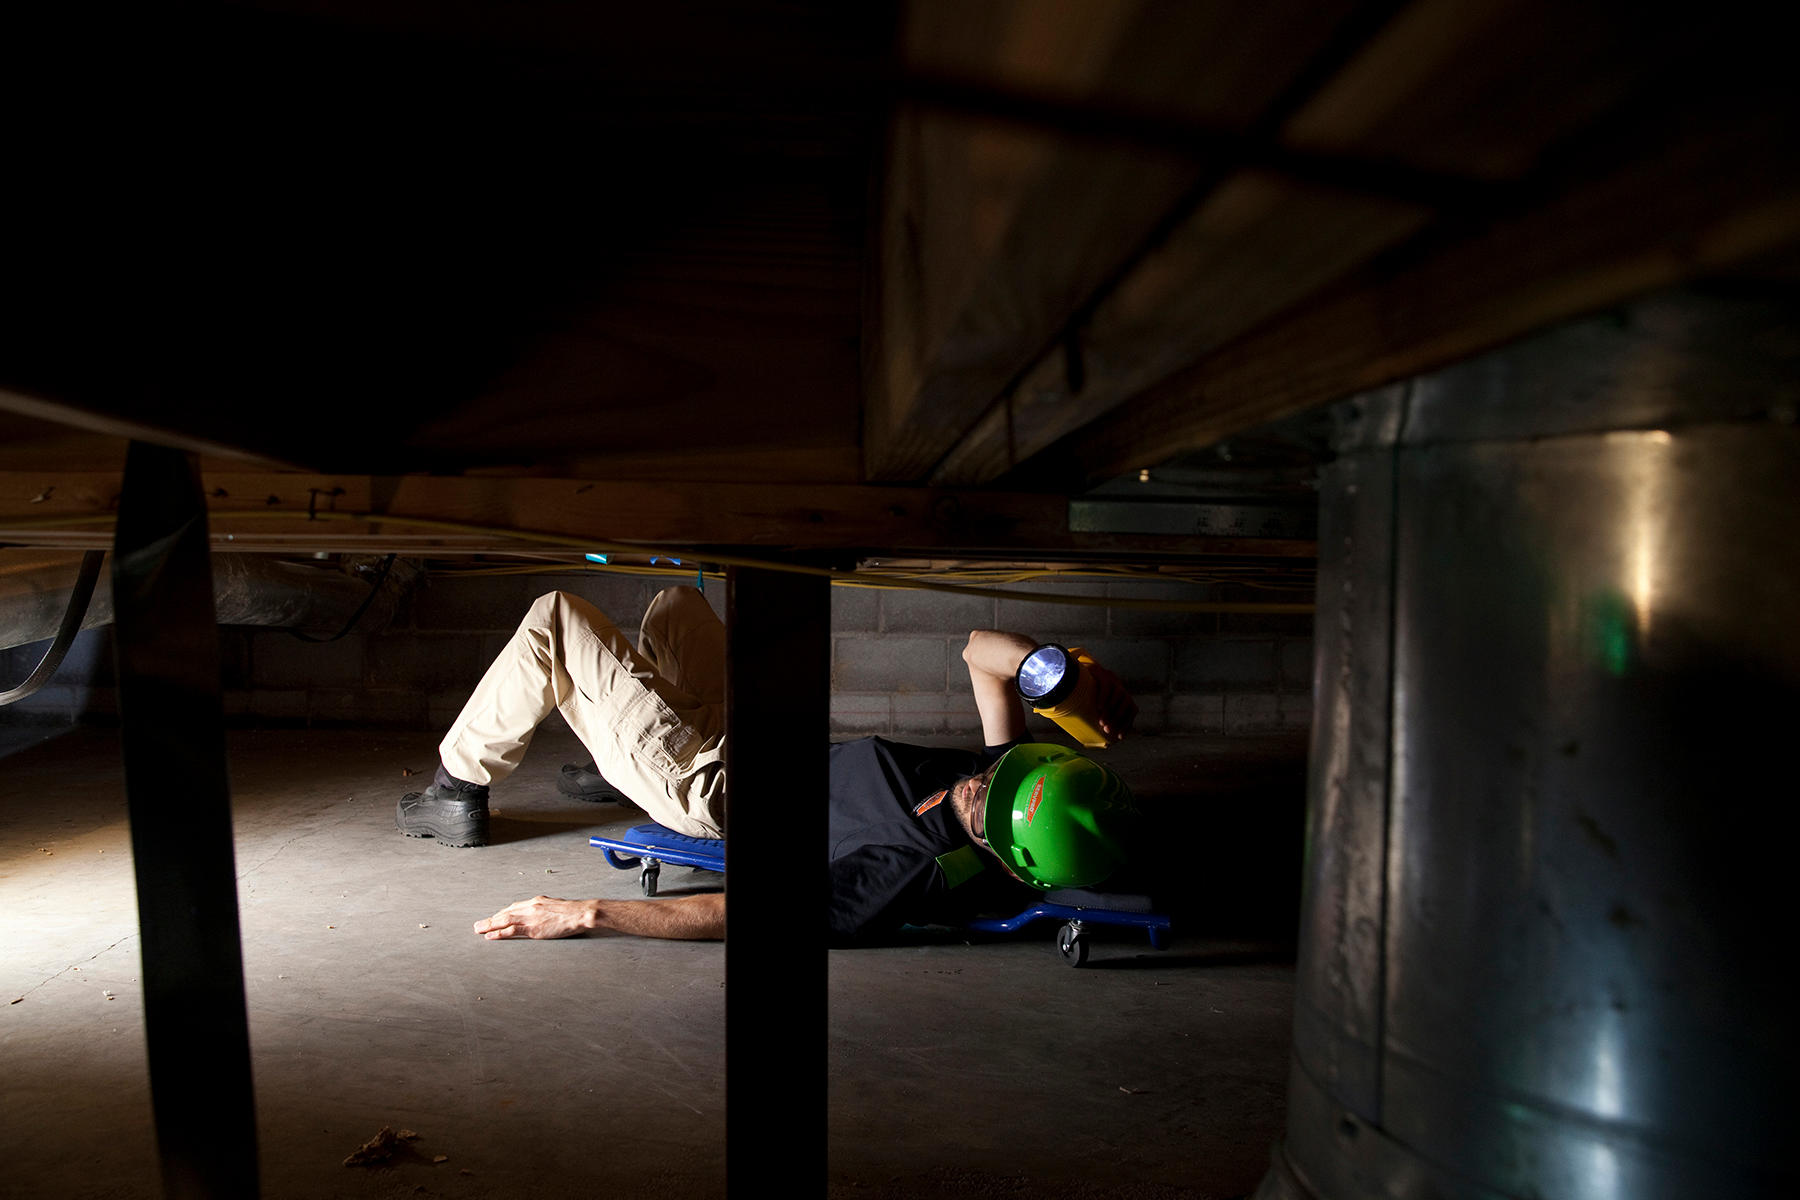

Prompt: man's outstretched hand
xmin=474 ymin=891 xmax=727 ymax=941
xmin=474 ymin=895 xmax=597 ymax=940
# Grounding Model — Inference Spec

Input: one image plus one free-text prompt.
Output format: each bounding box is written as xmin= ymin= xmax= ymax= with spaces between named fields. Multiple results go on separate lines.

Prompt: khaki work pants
xmin=438 ymin=587 xmax=727 ymax=838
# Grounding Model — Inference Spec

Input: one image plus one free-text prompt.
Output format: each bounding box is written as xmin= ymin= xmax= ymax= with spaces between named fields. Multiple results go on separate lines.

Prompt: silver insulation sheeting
xmin=1 ymin=551 xmax=412 ymax=650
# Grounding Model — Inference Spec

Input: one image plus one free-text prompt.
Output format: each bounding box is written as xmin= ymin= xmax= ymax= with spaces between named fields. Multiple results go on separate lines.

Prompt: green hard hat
xmin=982 ymin=743 xmax=1138 ymax=891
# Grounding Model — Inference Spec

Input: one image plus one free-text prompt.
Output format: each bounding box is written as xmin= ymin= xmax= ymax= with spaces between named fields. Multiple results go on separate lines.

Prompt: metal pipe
xmin=1258 ymin=289 xmax=1800 ymax=1199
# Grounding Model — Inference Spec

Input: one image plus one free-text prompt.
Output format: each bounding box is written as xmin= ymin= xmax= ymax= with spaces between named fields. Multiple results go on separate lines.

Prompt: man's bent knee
xmin=649 ymin=584 xmax=707 ymax=608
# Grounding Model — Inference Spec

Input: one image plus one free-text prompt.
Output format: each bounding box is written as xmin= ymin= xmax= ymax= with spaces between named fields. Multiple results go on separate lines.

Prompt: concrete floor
xmin=0 ymin=723 xmax=1305 ymax=1200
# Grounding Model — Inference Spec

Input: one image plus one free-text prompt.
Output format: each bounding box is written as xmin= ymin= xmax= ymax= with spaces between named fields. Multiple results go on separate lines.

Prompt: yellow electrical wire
xmin=3 ymin=507 xmax=1315 ymax=614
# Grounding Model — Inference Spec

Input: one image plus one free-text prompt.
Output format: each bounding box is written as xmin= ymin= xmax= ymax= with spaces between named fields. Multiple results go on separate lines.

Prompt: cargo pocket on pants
xmin=621 ymin=688 xmax=704 ymax=787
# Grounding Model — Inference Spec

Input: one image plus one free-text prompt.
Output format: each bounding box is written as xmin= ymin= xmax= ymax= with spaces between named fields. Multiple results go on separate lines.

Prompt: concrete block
xmin=833 ymin=636 xmax=947 ymax=693
xmin=1106 ymin=579 xmax=1221 ymax=635
xmin=480 ymin=632 xmax=516 ymax=668
xmin=995 ymin=579 xmax=1109 ymax=636
xmin=1224 ymin=692 xmax=1286 ymax=734
xmin=310 ymin=687 xmax=428 ymax=728
xmin=248 ymin=632 xmax=369 ymax=689
xmin=892 ymin=692 xmax=984 ymax=738
xmin=830 ymin=584 xmax=880 ymax=632
xmin=378 ymin=688 xmax=432 ymax=728
xmin=1218 ymin=610 xmax=1314 ymax=636
xmin=946 ymin=638 xmax=975 ymax=694
xmin=1118 ymin=693 xmax=1166 ymax=736
xmin=880 ymin=587 xmax=996 ymax=635
xmin=1280 ymin=639 xmax=1316 ymax=691
xmin=1065 ymin=639 xmax=1171 ymax=695
xmin=248 ymin=689 xmax=310 ymax=721
xmin=429 ymin=692 xmax=472 ymax=732
xmin=366 ymin=634 xmax=498 ymax=691
xmin=1168 ymin=693 xmax=1226 ymax=734
xmin=216 ymin=631 xmax=254 ymax=689
xmin=575 ymin=574 xmax=662 ymax=621
xmin=1176 ymin=640 xmax=1278 ymax=688
xmin=830 ymin=692 xmax=890 ymax=736
xmin=406 ymin=571 xmax=661 ymax=634
xmin=406 ymin=573 xmax=552 ymax=632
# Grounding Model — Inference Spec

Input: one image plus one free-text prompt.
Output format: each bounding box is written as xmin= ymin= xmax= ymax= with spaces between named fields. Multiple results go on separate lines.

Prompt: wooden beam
xmin=111 ymin=443 xmax=260 ymax=1198
xmin=0 ymin=472 xmax=1317 ymax=559
xmin=863 ymin=0 xmax=1372 ymax=483
xmin=905 ymin=2 xmax=1800 ymax=489
xmin=1027 ymin=95 xmax=1800 ymax=486
xmin=0 ymin=388 xmax=293 ymax=469
xmin=929 ymin=170 xmax=1428 ymax=484
xmin=723 ymin=565 xmax=831 ymax=1190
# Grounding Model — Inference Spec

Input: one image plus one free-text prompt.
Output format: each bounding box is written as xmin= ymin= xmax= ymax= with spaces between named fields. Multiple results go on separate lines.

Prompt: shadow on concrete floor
xmin=3 ymin=724 xmax=1304 ymax=1199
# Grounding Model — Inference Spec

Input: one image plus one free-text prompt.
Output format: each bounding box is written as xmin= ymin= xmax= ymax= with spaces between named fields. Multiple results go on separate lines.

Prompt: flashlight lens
xmin=1017 ymin=646 xmax=1068 ymax=700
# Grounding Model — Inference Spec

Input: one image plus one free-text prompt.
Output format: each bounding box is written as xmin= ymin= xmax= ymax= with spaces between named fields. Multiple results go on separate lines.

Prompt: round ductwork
xmin=1259 ymin=290 xmax=1800 ymax=1199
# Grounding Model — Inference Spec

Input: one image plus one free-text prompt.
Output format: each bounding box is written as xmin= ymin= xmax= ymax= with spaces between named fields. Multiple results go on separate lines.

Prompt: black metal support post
xmin=724 ymin=564 xmax=831 ymax=1191
xmin=111 ymin=441 xmax=260 ymax=1199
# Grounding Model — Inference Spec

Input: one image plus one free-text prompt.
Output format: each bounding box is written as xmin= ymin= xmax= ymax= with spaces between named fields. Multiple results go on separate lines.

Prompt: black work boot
xmin=556 ymin=759 xmax=630 ymax=805
xmin=396 ymin=774 xmax=490 ymax=847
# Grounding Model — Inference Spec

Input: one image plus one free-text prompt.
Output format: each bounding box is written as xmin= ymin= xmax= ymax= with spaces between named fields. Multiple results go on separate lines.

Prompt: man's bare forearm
xmin=963 ymin=630 xmax=1035 ymax=745
xmin=593 ymin=892 xmax=725 ymax=940
xmin=475 ymin=892 xmax=726 ymax=940
xmin=963 ymin=628 xmax=1138 ymax=744
xmin=963 ymin=629 xmax=1038 ymax=683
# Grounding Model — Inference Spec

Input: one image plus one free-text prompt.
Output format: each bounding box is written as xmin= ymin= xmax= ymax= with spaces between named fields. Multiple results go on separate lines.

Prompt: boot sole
xmin=395 ymin=799 xmax=489 ymax=847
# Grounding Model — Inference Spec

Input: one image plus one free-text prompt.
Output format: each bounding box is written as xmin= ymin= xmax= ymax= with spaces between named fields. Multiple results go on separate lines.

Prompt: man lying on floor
xmin=392 ymin=587 xmax=1140 ymax=944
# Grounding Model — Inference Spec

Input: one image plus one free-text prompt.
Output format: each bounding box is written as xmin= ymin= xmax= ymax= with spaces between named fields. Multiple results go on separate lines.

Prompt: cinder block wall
xmin=6 ymin=568 xmax=1313 ymax=738
xmin=829 ymin=576 xmax=1312 ymax=740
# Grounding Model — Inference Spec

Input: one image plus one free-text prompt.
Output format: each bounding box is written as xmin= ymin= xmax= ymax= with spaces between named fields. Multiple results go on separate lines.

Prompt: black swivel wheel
xmin=640 ymin=861 xmax=662 ymax=896
xmin=1057 ymin=921 xmax=1088 ymax=968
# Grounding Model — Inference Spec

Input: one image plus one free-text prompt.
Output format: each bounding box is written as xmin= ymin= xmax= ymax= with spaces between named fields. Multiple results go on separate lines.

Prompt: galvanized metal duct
xmin=0 ymin=550 xmax=414 ymax=650
xmin=1257 ymin=290 xmax=1800 ymax=1199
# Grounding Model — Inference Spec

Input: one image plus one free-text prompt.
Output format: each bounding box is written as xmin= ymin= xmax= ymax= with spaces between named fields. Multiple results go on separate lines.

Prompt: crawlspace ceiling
xmin=1 ymin=0 xmax=1797 ymax=557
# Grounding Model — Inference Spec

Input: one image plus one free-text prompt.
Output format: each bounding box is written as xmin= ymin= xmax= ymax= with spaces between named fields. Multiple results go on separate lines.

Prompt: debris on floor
xmin=342 ymin=1126 xmax=421 ymax=1167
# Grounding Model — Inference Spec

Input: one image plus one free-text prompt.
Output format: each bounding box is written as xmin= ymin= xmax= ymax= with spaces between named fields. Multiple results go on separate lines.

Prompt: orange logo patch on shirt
xmin=913 ymin=789 xmax=948 ymax=817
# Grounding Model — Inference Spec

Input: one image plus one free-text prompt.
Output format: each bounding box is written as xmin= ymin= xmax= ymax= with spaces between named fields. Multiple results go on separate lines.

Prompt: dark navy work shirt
xmin=826 ymin=736 xmax=1020 ymax=944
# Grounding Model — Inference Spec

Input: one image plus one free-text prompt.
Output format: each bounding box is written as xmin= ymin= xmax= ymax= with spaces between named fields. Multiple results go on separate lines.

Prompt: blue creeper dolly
xmin=966 ymin=889 xmax=1170 ymax=967
xmin=589 ymin=823 xmax=724 ymax=896
xmin=589 ymin=823 xmax=1170 ymax=966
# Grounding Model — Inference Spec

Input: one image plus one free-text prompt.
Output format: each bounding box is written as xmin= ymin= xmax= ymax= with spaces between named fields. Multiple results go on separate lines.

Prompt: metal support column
xmin=725 ymin=564 xmax=830 ymax=1191
xmin=112 ymin=441 xmax=259 ymax=1199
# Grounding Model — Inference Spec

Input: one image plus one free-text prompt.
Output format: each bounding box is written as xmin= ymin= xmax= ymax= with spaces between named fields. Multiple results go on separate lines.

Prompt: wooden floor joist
xmin=0 ymin=472 xmax=1318 ymax=560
